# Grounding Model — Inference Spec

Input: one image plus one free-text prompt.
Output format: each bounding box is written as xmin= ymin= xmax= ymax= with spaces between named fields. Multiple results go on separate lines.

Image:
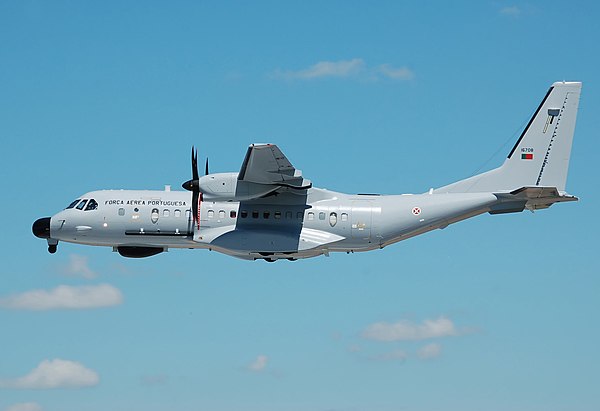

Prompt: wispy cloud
xmin=275 ymin=58 xmax=365 ymax=80
xmin=247 ymin=355 xmax=268 ymax=372
xmin=378 ymin=64 xmax=415 ymax=80
xmin=4 ymin=403 xmax=43 ymax=411
xmin=347 ymin=344 xmax=362 ymax=353
xmin=58 ymin=254 xmax=97 ymax=279
xmin=273 ymin=59 xmax=414 ymax=81
xmin=0 ymin=284 xmax=123 ymax=311
xmin=0 ymin=359 xmax=99 ymax=389
xmin=499 ymin=5 xmax=521 ymax=17
xmin=362 ymin=316 xmax=459 ymax=341
xmin=141 ymin=373 xmax=169 ymax=386
xmin=417 ymin=343 xmax=442 ymax=359
xmin=369 ymin=348 xmax=408 ymax=362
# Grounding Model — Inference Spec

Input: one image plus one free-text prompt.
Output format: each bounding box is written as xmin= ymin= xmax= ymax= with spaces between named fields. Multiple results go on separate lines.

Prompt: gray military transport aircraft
xmin=33 ymin=81 xmax=581 ymax=262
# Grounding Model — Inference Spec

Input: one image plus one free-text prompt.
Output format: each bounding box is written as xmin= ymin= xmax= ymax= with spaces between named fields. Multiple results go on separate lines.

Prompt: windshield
xmin=66 ymin=199 xmax=81 ymax=209
xmin=85 ymin=199 xmax=98 ymax=211
xmin=76 ymin=199 xmax=88 ymax=210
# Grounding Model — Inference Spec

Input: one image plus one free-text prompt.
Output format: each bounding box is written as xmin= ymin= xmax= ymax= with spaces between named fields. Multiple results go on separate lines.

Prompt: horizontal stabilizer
xmin=490 ymin=186 xmax=577 ymax=214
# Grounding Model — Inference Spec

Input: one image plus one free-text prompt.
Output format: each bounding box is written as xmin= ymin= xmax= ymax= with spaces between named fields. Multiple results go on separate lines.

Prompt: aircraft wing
xmin=238 ymin=144 xmax=312 ymax=190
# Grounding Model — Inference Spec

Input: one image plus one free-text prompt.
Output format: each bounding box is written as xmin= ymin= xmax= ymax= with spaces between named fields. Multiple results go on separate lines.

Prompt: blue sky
xmin=1 ymin=1 xmax=599 ymax=411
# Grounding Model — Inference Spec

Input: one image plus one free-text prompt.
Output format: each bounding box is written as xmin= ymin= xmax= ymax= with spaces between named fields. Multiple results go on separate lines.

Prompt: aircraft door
xmin=351 ymin=200 xmax=372 ymax=240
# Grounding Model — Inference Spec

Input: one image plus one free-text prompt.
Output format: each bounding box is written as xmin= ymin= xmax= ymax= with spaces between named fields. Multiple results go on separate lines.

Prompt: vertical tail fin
xmin=436 ymin=82 xmax=581 ymax=193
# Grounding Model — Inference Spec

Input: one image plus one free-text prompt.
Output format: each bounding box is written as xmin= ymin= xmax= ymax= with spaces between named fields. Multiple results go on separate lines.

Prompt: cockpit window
xmin=76 ymin=199 xmax=88 ymax=210
xmin=66 ymin=199 xmax=81 ymax=209
xmin=85 ymin=199 xmax=98 ymax=211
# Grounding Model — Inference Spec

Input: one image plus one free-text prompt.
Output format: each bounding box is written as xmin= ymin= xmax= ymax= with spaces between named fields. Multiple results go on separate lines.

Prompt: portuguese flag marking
xmin=521 ymin=153 xmax=534 ymax=160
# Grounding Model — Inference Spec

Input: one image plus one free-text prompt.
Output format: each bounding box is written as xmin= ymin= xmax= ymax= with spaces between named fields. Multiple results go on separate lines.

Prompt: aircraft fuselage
xmin=36 ymin=187 xmax=497 ymax=261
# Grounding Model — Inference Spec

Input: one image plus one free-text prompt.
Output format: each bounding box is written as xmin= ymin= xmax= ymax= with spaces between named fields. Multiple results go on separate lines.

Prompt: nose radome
xmin=32 ymin=217 xmax=51 ymax=239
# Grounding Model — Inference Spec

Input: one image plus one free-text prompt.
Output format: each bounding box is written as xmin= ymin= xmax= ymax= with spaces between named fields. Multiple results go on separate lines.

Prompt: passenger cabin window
xmin=329 ymin=212 xmax=337 ymax=227
xmin=308 ymin=212 xmax=314 ymax=221
xmin=285 ymin=211 xmax=292 ymax=219
xmin=341 ymin=213 xmax=348 ymax=222
xmin=85 ymin=199 xmax=98 ymax=211
xmin=319 ymin=212 xmax=326 ymax=220
xmin=252 ymin=211 xmax=259 ymax=219
xmin=163 ymin=209 xmax=170 ymax=217
xmin=297 ymin=212 xmax=303 ymax=219
xmin=174 ymin=209 xmax=181 ymax=218
xmin=241 ymin=211 xmax=248 ymax=218
xmin=230 ymin=210 xmax=237 ymax=218
xmin=263 ymin=211 xmax=270 ymax=219
xmin=208 ymin=210 xmax=214 ymax=219
xmin=76 ymin=199 xmax=88 ymax=210
xmin=274 ymin=211 xmax=281 ymax=219
xmin=118 ymin=208 xmax=125 ymax=216
xmin=219 ymin=210 xmax=225 ymax=219
xmin=66 ymin=199 xmax=80 ymax=209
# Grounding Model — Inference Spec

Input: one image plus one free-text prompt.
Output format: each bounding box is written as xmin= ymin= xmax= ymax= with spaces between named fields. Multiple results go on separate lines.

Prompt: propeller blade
xmin=192 ymin=191 xmax=199 ymax=226
xmin=182 ymin=146 xmax=202 ymax=227
xmin=205 ymin=157 xmax=209 ymax=176
xmin=182 ymin=147 xmax=200 ymax=191
xmin=192 ymin=146 xmax=199 ymax=181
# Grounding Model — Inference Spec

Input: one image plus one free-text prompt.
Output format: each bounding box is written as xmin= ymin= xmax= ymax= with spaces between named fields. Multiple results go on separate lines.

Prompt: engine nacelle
xmin=198 ymin=173 xmax=237 ymax=199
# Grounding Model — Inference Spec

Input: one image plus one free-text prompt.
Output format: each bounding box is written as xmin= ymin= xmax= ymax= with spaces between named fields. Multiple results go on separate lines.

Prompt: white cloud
xmin=417 ymin=343 xmax=442 ymax=359
xmin=500 ymin=6 xmax=521 ymax=16
xmin=0 ymin=359 xmax=99 ymax=389
xmin=0 ymin=284 xmax=123 ymax=311
xmin=247 ymin=355 xmax=268 ymax=372
xmin=276 ymin=58 xmax=365 ymax=79
xmin=378 ymin=64 xmax=415 ymax=80
xmin=369 ymin=349 xmax=408 ymax=362
xmin=274 ymin=59 xmax=414 ymax=82
xmin=362 ymin=316 xmax=458 ymax=341
xmin=4 ymin=403 xmax=43 ymax=411
xmin=59 ymin=254 xmax=97 ymax=279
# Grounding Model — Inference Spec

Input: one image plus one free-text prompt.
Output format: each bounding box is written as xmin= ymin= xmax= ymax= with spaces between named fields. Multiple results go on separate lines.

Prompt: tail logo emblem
xmin=543 ymin=108 xmax=560 ymax=133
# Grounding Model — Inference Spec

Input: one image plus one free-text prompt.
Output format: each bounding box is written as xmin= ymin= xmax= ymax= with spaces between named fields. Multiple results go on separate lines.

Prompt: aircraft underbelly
xmin=204 ymin=226 xmax=345 ymax=254
xmin=209 ymin=229 xmax=300 ymax=253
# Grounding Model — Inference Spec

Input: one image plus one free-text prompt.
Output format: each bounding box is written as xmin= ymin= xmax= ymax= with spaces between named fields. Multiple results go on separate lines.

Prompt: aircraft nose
xmin=32 ymin=217 xmax=51 ymax=239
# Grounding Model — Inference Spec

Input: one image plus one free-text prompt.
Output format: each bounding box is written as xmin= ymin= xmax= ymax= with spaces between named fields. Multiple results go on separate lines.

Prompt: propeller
xmin=182 ymin=147 xmax=201 ymax=227
xmin=205 ymin=157 xmax=209 ymax=176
